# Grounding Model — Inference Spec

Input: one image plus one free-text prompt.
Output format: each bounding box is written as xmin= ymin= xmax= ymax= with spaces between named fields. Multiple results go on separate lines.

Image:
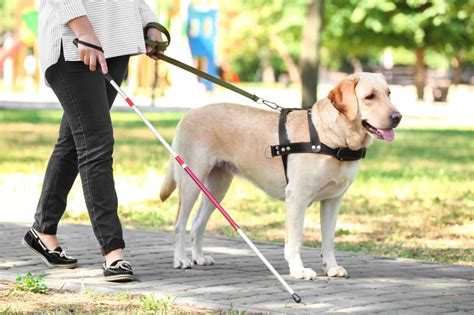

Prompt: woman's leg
xmin=32 ymin=114 xmax=79 ymax=249
xmin=33 ymin=51 xmax=130 ymax=256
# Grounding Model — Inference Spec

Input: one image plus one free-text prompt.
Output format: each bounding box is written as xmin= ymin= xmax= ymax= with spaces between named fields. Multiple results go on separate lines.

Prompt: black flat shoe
xmin=22 ymin=228 xmax=77 ymax=269
xmin=103 ymin=260 xmax=134 ymax=282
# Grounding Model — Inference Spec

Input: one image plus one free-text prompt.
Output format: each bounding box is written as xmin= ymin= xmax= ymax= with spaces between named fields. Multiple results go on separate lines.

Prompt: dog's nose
xmin=390 ymin=112 xmax=402 ymax=126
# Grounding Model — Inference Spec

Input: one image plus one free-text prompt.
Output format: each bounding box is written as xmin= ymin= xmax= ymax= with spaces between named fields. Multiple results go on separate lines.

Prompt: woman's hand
xmin=77 ymin=32 xmax=108 ymax=73
xmin=146 ymin=27 xmax=164 ymax=60
xmin=68 ymin=16 xmax=108 ymax=74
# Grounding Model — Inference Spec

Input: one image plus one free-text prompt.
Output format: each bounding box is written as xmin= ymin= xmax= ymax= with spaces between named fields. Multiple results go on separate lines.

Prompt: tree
xmin=426 ymin=1 xmax=474 ymax=85
xmin=300 ymin=0 xmax=324 ymax=108
xmin=0 ymin=0 xmax=16 ymax=34
xmin=323 ymin=0 xmax=474 ymax=100
xmin=219 ymin=0 xmax=306 ymax=83
xmin=220 ymin=0 xmax=326 ymax=107
xmin=219 ymin=0 xmax=473 ymax=102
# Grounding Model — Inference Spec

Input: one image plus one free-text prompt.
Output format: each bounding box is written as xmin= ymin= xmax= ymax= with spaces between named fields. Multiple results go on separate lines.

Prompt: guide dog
xmin=160 ymin=72 xmax=401 ymax=279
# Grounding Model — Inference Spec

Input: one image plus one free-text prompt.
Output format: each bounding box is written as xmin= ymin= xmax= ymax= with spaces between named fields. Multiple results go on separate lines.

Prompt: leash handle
xmin=144 ymin=22 xmax=171 ymax=52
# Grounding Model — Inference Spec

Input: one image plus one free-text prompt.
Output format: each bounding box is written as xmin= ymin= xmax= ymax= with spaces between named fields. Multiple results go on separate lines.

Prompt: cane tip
xmin=292 ymin=293 xmax=302 ymax=303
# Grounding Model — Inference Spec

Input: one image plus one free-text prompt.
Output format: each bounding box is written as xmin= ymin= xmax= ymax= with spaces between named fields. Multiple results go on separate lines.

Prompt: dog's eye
xmin=387 ymin=90 xmax=391 ymax=96
xmin=365 ymin=93 xmax=375 ymax=101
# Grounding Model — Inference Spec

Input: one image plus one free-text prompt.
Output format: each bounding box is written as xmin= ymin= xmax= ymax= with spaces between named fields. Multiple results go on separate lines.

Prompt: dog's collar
xmin=269 ymin=108 xmax=367 ymax=183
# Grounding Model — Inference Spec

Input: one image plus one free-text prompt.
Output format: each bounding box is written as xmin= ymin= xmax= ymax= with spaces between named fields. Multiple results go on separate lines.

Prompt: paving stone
xmin=0 ymin=222 xmax=472 ymax=313
xmin=333 ymin=304 xmax=396 ymax=313
xmin=402 ymin=305 xmax=454 ymax=313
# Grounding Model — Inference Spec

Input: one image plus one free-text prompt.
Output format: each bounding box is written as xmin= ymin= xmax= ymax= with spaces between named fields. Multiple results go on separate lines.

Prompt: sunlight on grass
xmin=1 ymin=108 xmax=472 ymax=265
xmin=0 ymin=110 xmax=181 ymax=175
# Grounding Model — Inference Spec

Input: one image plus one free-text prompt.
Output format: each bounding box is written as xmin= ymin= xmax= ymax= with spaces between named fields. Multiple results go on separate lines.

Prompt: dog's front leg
xmin=320 ymin=195 xmax=348 ymax=277
xmin=284 ymin=195 xmax=317 ymax=280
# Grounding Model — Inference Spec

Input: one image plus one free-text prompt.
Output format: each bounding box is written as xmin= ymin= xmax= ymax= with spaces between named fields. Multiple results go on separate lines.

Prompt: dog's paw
xmin=290 ymin=267 xmax=317 ymax=280
xmin=193 ymin=255 xmax=215 ymax=266
xmin=173 ymin=257 xmax=193 ymax=269
xmin=326 ymin=266 xmax=348 ymax=278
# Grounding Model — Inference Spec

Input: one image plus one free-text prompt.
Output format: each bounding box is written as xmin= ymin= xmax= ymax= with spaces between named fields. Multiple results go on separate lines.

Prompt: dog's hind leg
xmin=191 ymin=166 xmax=234 ymax=266
xmin=173 ymin=164 xmax=210 ymax=269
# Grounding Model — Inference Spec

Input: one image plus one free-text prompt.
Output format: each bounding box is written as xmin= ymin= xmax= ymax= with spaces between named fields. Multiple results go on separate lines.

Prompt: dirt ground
xmin=0 ymin=280 xmax=212 ymax=314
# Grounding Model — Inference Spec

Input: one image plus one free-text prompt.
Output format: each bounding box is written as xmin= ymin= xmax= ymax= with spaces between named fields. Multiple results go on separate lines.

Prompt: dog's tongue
xmin=379 ymin=129 xmax=394 ymax=141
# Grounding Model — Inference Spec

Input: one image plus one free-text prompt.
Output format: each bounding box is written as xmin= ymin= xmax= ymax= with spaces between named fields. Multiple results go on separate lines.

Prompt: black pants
xmin=33 ymin=49 xmax=130 ymax=255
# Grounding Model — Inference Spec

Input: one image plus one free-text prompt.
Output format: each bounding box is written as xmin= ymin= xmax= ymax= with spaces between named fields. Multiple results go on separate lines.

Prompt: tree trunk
xmin=260 ymin=50 xmax=275 ymax=84
xmin=452 ymin=54 xmax=462 ymax=85
xmin=351 ymin=57 xmax=363 ymax=73
xmin=270 ymin=33 xmax=301 ymax=85
xmin=414 ymin=47 xmax=426 ymax=100
xmin=300 ymin=0 xmax=324 ymax=108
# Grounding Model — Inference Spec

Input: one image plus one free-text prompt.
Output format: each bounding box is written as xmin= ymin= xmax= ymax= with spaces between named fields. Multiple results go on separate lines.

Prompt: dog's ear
xmin=327 ymin=77 xmax=359 ymax=121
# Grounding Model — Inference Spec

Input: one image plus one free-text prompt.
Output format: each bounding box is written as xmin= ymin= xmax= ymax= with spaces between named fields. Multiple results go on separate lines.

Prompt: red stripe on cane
xmin=175 ymin=156 xmax=185 ymax=165
xmin=183 ymin=166 xmax=240 ymax=230
xmin=174 ymin=155 xmax=239 ymax=230
xmin=125 ymin=98 xmax=134 ymax=107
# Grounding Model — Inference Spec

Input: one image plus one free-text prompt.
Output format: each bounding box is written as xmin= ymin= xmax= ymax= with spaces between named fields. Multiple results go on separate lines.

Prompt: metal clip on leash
xmin=257 ymin=98 xmax=282 ymax=111
xmin=73 ymin=27 xmax=301 ymax=304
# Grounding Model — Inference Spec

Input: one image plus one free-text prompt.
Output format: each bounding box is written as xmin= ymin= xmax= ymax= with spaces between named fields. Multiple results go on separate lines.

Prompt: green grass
xmin=15 ymin=272 xmax=48 ymax=294
xmin=0 ymin=108 xmax=472 ymax=265
xmin=140 ymin=294 xmax=174 ymax=312
xmin=0 ymin=109 xmax=179 ymax=175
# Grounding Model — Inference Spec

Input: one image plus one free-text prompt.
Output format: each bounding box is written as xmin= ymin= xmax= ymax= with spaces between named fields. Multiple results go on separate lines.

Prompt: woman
xmin=22 ymin=0 xmax=163 ymax=282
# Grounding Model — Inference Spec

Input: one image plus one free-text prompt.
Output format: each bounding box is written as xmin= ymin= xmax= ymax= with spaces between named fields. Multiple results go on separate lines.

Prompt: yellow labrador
xmin=160 ymin=73 xmax=401 ymax=280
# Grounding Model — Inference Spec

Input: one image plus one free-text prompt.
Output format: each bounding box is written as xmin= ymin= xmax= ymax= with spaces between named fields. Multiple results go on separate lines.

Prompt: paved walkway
xmin=1 ymin=223 xmax=472 ymax=313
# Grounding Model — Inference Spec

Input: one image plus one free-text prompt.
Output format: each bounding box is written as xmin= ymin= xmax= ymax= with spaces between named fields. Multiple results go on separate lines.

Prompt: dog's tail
xmin=160 ymin=158 xmax=176 ymax=202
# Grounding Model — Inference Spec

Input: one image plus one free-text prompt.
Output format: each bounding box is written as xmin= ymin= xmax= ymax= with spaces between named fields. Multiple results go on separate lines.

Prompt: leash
xmin=144 ymin=23 xmax=283 ymax=111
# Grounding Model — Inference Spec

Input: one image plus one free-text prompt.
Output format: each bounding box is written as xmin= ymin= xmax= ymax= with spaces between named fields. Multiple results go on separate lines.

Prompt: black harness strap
xmin=270 ymin=108 xmax=367 ymax=183
xmin=307 ymin=109 xmax=321 ymax=146
xmin=277 ymin=109 xmax=295 ymax=182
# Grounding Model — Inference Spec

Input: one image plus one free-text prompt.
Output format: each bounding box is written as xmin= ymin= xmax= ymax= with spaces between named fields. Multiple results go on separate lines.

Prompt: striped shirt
xmin=38 ymin=0 xmax=158 ymax=76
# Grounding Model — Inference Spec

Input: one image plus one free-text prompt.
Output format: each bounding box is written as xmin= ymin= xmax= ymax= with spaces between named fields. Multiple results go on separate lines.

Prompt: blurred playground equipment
xmin=0 ymin=0 xmax=226 ymax=101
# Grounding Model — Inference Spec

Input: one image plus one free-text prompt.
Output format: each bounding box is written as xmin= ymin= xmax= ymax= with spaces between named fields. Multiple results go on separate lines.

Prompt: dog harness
xmin=269 ymin=108 xmax=367 ymax=183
